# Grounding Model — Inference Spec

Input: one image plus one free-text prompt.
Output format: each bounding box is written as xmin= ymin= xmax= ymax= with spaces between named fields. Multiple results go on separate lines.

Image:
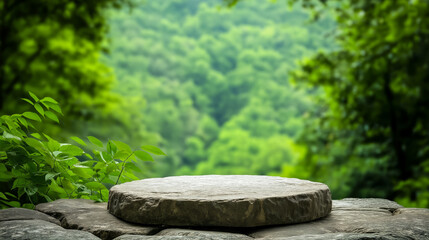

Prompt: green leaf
xmin=29 ymin=92 xmax=39 ymax=102
xmin=93 ymin=161 xmax=106 ymax=170
xmin=85 ymin=182 xmax=106 ymax=191
xmin=3 ymin=131 xmax=21 ymax=141
xmin=59 ymin=144 xmax=84 ymax=156
xmin=0 ymin=163 xmax=6 ymax=172
xmin=31 ymin=133 xmax=43 ymax=140
xmin=4 ymin=201 xmax=20 ymax=208
xmin=134 ymin=150 xmax=154 ymax=162
xmin=12 ymin=168 xmax=25 ymax=177
xmin=0 ymin=152 xmax=6 ymax=161
xmin=17 ymin=187 xmax=25 ymax=198
xmin=113 ymin=140 xmax=132 ymax=155
xmin=46 ymin=138 xmax=60 ymax=152
xmin=45 ymin=111 xmax=59 ymax=123
xmin=12 ymin=178 xmax=28 ymax=189
xmin=0 ymin=192 xmax=7 ymax=200
xmin=49 ymin=180 xmax=66 ymax=194
xmin=113 ymin=151 xmax=130 ymax=160
xmin=21 ymin=98 xmax=34 ymax=105
xmin=107 ymin=140 xmax=117 ymax=155
xmin=38 ymin=192 xmax=52 ymax=202
xmin=45 ymin=173 xmax=60 ymax=182
xmin=122 ymin=171 xmax=139 ymax=181
xmin=79 ymin=160 xmax=97 ymax=167
xmin=34 ymin=103 xmax=45 ymax=116
xmin=4 ymin=192 xmax=16 ymax=198
xmin=141 ymin=145 xmax=166 ymax=155
xmin=44 ymin=102 xmax=63 ymax=115
xmin=24 ymin=138 xmax=46 ymax=153
xmin=71 ymin=165 xmax=94 ymax=178
xmin=22 ymin=203 xmax=34 ymax=209
xmin=106 ymin=161 xmax=118 ymax=173
xmin=70 ymin=136 xmax=87 ymax=146
xmin=22 ymin=112 xmax=41 ymax=122
xmin=25 ymin=186 xmax=38 ymax=196
xmin=88 ymin=136 xmax=103 ymax=148
xmin=61 ymin=178 xmax=75 ymax=192
xmin=40 ymin=97 xmax=58 ymax=104
xmin=27 ymin=122 xmax=36 ymax=131
xmin=101 ymin=151 xmax=113 ymax=162
xmin=18 ymin=117 xmax=28 ymax=128
xmin=125 ymin=161 xmax=140 ymax=172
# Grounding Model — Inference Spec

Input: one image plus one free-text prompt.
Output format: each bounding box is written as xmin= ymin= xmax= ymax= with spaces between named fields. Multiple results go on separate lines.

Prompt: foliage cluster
xmin=0 ymin=93 xmax=165 ymax=209
xmin=289 ymin=0 xmax=429 ymax=207
xmin=103 ymin=0 xmax=336 ymax=177
xmin=0 ymin=0 xmax=155 ymax=148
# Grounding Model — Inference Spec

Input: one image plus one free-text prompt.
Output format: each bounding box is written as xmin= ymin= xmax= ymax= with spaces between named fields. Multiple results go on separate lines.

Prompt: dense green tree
xmin=104 ymin=0 xmax=335 ymax=176
xmin=288 ymin=0 xmax=429 ymax=207
xmin=0 ymin=0 xmax=154 ymax=146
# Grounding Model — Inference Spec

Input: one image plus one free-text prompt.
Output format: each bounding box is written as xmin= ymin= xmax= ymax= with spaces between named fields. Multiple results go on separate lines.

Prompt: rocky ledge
xmin=1 ymin=198 xmax=428 ymax=240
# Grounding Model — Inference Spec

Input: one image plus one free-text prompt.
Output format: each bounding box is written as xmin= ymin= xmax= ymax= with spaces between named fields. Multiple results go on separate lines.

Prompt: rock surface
xmin=332 ymin=198 xmax=402 ymax=211
xmin=113 ymin=236 xmax=198 ymax=240
xmin=114 ymin=229 xmax=253 ymax=240
xmin=0 ymin=196 xmax=427 ymax=239
xmin=108 ymin=175 xmax=332 ymax=227
xmin=260 ymin=232 xmax=401 ymax=240
xmin=0 ymin=207 xmax=60 ymax=225
xmin=250 ymin=198 xmax=429 ymax=239
xmin=36 ymin=199 xmax=160 ymax=240
xmin=0 ymin=219 xmax=100 ymax=240
xmin=155 ymin=228 xmax=252 ymax=239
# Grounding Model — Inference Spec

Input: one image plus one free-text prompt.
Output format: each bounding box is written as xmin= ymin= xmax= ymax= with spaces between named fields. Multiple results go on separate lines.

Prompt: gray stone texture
xmin=0 ymin=219 xmax=100 ymax=240
xmin=0 ymin=207 xmax=60 ymax=225
xmin=113 ymin=229 xmax=253 ymax=240
xmin=36 ymin=199 xmax=160 ymax=240
xmin=260 ymin=233 xmax=400 ymax=240
xmin=332 ymin=198 xmax=403 ymax=211
xmin=108 ymin=175 xmax=332 ymax=227
xmin=114 ymin=236 xmax=194 ymax=240
xmin=0 ymin=194 xmax=427 ymax=240
xmin=155 ymin=228 xmax=252 ymax=239
xmin=251 ymin=198 xmax=429 ymax=239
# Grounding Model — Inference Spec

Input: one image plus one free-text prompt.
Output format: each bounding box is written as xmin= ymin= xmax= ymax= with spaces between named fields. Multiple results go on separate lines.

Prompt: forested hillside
xmin=1 ymin=0 xmax=428 ymax=208
xmin=102 ymin=0 xmax=335 ymax=177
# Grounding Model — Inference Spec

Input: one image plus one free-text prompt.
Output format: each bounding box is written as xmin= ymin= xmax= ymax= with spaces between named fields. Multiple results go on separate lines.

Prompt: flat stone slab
xmin=259 ymin=232 xmax=400 ymax=240
xmin=108 ymin=175 xmax=332 ymax=227
xmin=250 ymin=209 xmax=393 ymax=238
xmin=113 ymin=236 xmax=198 ymax=240
xmin=1 ymin=198 xmax=427 ymax=239
xmin=36 ymin=199 xmax=160 ymax=240
xmin=332 ymin=198 xmax=402 ymax=211
xmin=0 ymin=207 xmax=60 ymax=225
xmin=114 ymin=229 xmax=253 ymax=240
xmin=0 ymin=219 xmax=100 ymax=240
xmin=155 ymin=228 xmax=252 ymax=239
xmin=251 ymin=199 xmax=429 ymax=240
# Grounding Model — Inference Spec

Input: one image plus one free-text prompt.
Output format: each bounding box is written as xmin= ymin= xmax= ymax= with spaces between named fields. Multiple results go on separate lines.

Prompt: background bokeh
xmin=1 ymin=0 xmax=428 ymax=207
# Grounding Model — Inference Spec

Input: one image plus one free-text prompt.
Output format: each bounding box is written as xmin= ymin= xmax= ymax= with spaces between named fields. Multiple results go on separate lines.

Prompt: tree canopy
xmin=288 ymin=0 xmax=429 ymax=207
xmin=2 ymin=0 xmax=428 ymax=208
xmin=103 ymin=0 xmax=335 ymax=177
xmin=0 ymin=0 xmax=153 ymax=145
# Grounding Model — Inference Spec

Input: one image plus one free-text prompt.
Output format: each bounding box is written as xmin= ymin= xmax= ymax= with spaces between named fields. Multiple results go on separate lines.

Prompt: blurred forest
xmin=1 ymin=0 xmax=428 ymax=208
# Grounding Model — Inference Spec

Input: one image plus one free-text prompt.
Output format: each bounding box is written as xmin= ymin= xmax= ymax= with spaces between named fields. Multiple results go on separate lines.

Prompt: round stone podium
xmin=108 ymin=175 xmax=332 ymax=227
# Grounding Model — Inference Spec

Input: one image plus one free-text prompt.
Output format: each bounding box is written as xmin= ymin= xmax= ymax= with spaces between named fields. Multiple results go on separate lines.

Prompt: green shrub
xmin=0 ymin=92 xmax=165 ymax=209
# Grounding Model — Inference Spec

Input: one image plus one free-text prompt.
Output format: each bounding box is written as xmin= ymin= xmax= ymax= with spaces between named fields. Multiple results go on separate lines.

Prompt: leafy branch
xmin=0 ymin=92 xmax=165 ymax=209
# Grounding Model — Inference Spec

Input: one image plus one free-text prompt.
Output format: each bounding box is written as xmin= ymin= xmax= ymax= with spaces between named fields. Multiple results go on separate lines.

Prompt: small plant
xmin=0 ymin=92 xmax=165 ymax=209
